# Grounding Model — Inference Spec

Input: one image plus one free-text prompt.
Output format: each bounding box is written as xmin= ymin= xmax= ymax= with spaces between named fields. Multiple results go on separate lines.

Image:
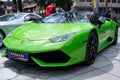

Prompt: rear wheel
xmin=0 ymin=31 xmax=5 ymax=48
xmin=112 ymin=26 xmax=118 ymax=45
xmin=84 ymin=32 xmax=98 ymax=65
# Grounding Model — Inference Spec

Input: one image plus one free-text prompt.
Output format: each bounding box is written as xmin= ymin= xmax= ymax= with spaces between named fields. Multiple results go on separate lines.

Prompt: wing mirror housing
xmin=24 ymin=16 xmax=31 ymax=21
xmin=98 ymin=16 xmax=106 ymax=24
xmin=98 ymin=16 xmax=106 ymax=27
xmin=24 ymin=16 xmax=36 ymax=22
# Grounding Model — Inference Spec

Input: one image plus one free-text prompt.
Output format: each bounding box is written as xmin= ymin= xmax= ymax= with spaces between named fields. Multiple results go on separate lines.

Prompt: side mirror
xmin=98 ymin=16 xmax=106 ymax=28
xmin=24 ymin=16 xmax=36 ymax=22
xmin=24 ymin=16 xmax=31 ymax=21
xmin=98 ymin=16 xmax=106 ymax=24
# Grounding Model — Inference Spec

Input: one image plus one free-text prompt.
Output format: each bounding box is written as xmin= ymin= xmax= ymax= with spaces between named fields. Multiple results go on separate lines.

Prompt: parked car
xmin=2 ymin=11 xmax=118 ymax=67
xmin=0 ymin=13 xmax=42 ymax=47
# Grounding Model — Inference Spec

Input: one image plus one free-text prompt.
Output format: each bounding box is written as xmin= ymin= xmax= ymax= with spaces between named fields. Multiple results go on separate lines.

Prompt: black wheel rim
xmin=87 ymin=33 xmax=98 ymax=62
xmin=114 ymin=28 xmax=118 ymax=43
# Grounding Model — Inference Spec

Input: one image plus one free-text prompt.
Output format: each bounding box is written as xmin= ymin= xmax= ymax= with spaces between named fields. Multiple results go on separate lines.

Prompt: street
xmin=0 ymin=28 xmax=120 ymax=80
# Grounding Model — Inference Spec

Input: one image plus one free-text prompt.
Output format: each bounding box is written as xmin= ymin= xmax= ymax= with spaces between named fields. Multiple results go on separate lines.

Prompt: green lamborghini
xmin=2 ymin=11 xmax=118 ymax=67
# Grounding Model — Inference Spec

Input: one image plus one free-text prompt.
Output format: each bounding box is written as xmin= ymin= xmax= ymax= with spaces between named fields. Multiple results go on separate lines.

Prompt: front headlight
xmin=50 ymin=33 xmax=76 ymax=43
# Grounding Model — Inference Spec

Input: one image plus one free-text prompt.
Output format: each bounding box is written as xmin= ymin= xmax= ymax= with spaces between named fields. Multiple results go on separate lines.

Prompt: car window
xmin=73 ymin=12 xmax=88 ymax=22
xmin=0 ymin=13 xmax=25 ymax=21
xmin=0 ymin=14 xmax=15 ymax=21
xmin=14 ymin=13 xmax=24 ymax=19
xmin=42 ymin=14 xmax=66 ymax=23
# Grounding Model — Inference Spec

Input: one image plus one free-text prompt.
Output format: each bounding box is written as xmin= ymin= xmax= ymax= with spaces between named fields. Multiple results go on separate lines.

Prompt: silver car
xmin=0 ymin=13 xmax=42 ymax=47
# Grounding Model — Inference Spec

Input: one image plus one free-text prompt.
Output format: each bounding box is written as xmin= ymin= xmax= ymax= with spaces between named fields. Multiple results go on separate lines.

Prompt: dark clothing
xmin=65 ymin=3 xmax=71 ymax=11
xmin=0 ymin=7 xmax=4 ymax=16
xmin=45 ymin=4 xmax=56 ymax=16
xmin=52 ymin=7 xmax=56 ymax=14
xmin=105 ymin=11 xmax=111 ymax=18
xmin=113 ymin=17 xmax=117 ymax=22
xmin=111 ymin=12 xmax=117 ymax=22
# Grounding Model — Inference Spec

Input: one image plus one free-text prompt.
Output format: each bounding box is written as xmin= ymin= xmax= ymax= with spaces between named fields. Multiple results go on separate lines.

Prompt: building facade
xmin=73 ymin=0 xmax=120 ymax=14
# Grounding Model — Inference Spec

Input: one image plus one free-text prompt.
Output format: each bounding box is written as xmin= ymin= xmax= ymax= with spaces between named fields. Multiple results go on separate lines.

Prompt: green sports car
xmin=2 ymin=11 xmax=118 ymax=67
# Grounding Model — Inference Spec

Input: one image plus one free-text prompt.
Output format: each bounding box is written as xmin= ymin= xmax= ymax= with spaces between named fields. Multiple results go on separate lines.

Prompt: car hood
xmin=11 ymin=22 xmax=87 ymax=40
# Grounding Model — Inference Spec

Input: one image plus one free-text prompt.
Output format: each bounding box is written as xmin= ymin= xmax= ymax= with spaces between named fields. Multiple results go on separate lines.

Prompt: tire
xmin=84 ymin=32 xmax=98 ymax=65
xmin=0 ymin=31 xmax=5 ymax=48
xmin=112 ymin=26 xmax=118 ymax=45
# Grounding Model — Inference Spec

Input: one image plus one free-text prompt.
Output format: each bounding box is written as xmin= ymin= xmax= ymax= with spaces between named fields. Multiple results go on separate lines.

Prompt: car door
xmin=90 ymin=14 xmax=111 ymax=49
xmin=98 ymin=18 xmax=112 ymax=49
xmin=99 ymin=18 xmax=112 ymax=38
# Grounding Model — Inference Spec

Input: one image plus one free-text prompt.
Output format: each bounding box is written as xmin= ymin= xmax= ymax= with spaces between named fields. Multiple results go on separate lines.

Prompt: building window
xmin=104 ymin=0 xmax=110 ymax=3
xmin=112 ymin=0 xmax=116 ymax=3
xmin=79 ymin=0 xmax=85 ymax=2
xmin=100 ymin=0 xmax=104 ymax=2
xmin=86 ymin=0 xmax=92 ymax=2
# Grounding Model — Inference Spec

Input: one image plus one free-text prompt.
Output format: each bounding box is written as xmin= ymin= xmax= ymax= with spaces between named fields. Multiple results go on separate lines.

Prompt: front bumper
xmin=2 ymin=36 xmax=87 ymax=67
xmin=2 ymin=45 xmax=86 ymax=67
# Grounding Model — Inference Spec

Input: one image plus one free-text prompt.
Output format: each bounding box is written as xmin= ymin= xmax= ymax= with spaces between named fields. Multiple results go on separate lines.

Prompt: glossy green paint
xmin=2 ymin=20 xmax=117 ymax=67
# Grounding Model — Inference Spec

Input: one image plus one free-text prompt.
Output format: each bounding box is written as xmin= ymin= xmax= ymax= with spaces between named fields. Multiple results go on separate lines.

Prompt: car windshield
xmin=42 ymin=12 xmax=89 ymax=23
xmin=0 ymin=13 xmax=24 ymax=21
xmin=42 ymin=14 xmax=65 ymax=23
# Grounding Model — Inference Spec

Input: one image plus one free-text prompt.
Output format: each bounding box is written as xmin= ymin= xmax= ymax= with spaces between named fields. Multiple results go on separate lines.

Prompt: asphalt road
xmin=0 ymin=28 xmax=120 ymax=80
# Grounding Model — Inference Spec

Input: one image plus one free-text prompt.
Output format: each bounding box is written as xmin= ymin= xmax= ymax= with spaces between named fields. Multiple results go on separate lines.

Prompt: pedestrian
xmin=111 ymin=11 xmax=117 ymax=22
xmin=45 ymin=3 xmax=56 ymax=16
xmin=105 ymin=8 xmax=112 ymax=18
xmin=56 ymin=7 xmax=65 ymax=13
xmin=0 ymin=6 xmax=5 ymax=16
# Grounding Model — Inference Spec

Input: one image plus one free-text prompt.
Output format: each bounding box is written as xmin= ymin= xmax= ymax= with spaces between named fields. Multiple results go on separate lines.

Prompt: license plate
xmin=7 ymin=50 xmax=28 ymax=62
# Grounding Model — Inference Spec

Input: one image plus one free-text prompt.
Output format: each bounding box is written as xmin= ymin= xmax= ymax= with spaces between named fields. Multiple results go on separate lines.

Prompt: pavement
xmin=0 ymin=28 xmax=120 ymax=80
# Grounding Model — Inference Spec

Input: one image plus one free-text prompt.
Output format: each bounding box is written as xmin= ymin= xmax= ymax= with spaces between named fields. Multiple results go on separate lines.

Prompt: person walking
xmin=0 ymin=6 xmax=5 ymax=16
xmin=105 ymin=8 xmax=112 ymax=18
xmin=111 ymin=11 xmax=117 ymax=22
xmin=45 ymin=3 xmax=56 ymax=16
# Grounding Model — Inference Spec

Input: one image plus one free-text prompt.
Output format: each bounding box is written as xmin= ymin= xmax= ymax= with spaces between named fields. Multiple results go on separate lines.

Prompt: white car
xmin=0 ymin=13 xmax=42 ymax=47
xmin=0 ymin=13 xmax=42 ymax=23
